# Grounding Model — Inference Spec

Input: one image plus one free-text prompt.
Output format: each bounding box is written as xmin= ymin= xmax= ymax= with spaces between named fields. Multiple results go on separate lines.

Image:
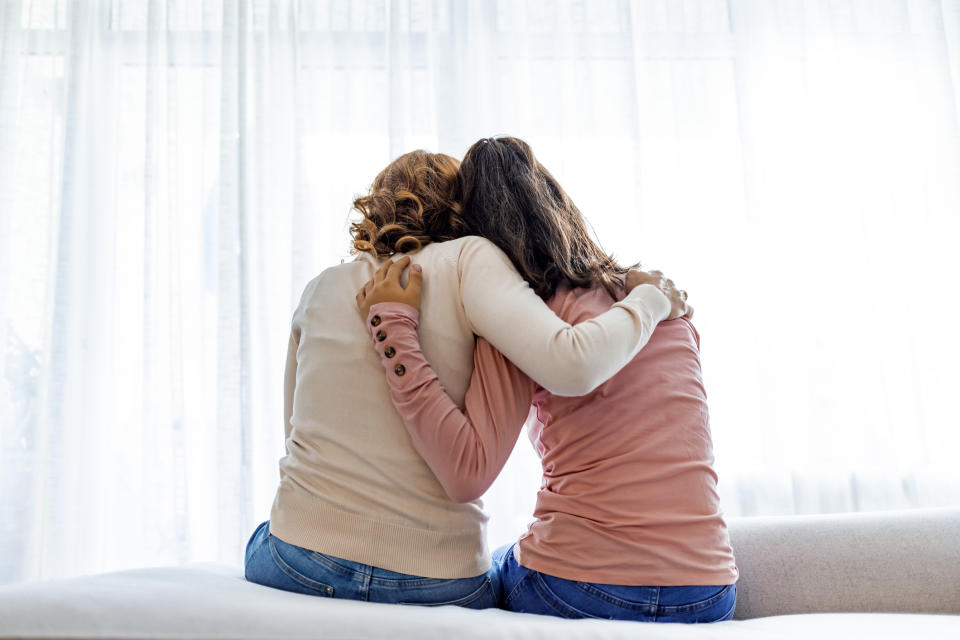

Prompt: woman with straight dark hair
xmin=357 ymin=137 xmax=738 ymax=622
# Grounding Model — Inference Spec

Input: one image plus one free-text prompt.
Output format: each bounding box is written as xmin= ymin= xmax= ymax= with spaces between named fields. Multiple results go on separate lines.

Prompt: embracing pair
xmin=244 ymin=137 xmax=738 ymax=623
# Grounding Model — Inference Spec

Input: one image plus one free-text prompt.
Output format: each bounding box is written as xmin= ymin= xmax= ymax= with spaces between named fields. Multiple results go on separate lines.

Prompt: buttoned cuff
xmin=366 ymin=303 xmax=430 ymax=390
xmin=366 ymin=302 xmax=420 ymax=330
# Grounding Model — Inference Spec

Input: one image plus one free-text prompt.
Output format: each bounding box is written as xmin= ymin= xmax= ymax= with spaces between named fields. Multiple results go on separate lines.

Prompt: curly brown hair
xmin=350 ymin=150 xmax=468 ymax=257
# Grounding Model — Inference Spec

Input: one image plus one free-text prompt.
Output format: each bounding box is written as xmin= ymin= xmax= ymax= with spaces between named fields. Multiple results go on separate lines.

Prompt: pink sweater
xmin=366 ymin=284 xmax=738 ymax=586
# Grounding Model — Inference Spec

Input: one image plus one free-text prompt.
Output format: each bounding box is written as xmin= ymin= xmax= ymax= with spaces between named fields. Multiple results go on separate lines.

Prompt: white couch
xmin=1 ymin=508 xmax=958 ymax=639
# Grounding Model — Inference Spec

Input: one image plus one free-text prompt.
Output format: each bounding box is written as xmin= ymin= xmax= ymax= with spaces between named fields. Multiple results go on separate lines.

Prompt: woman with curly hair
xmin=243 ymin=149 xmax=687 ymax=608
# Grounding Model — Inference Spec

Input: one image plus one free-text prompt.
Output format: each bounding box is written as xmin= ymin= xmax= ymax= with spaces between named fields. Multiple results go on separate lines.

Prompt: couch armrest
xmin=728 ymin=507 xmax=960 ymax=619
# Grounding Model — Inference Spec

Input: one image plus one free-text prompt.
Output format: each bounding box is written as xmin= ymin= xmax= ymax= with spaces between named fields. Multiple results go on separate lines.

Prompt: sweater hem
xmin=269 ymin=487 xmax=489 ymax=580
xmin=514 ymin=541 xmax=739 ymax=587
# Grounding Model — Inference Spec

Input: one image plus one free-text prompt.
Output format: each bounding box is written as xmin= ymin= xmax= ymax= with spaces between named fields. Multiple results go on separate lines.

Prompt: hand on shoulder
xmin=356 ymin=255 xmax=423 ymax=318
xmin=625 ymin=269 xmax=693 ymax=320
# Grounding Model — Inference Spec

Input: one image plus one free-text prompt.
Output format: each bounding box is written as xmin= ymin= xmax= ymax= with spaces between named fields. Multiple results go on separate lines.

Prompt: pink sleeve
xmin=366 ymin=302 xmax=536 ymax=503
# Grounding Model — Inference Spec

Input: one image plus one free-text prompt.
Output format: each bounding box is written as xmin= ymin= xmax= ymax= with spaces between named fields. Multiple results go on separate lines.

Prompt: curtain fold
xmin=1 ymin=0 xmax=958 ymax=585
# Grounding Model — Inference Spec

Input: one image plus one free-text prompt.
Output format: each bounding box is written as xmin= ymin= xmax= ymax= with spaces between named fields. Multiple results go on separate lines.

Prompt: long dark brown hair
xmin=350 ymin=150 xmax=468 ymax=257
xmin=458 ymin=136 xmax=630 ymax=299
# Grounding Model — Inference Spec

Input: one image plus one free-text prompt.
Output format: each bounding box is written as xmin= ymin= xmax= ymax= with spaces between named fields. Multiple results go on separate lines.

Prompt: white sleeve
xmin=457 ymin=238 xmax=672 ymax=396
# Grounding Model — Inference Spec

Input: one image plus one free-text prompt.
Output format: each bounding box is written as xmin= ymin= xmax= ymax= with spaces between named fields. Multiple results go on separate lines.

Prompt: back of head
xmin=350 ymin=150 xmax=468 ymax=257
xmin=457 ymin=136 xmax=628 ymax=299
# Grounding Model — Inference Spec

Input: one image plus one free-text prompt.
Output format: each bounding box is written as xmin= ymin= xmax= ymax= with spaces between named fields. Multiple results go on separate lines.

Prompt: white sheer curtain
xmin=1 ymin=0 xmax=958 ymax=585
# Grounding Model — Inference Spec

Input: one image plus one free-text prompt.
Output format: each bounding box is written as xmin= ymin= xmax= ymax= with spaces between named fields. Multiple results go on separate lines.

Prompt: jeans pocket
xmin=398 ymin=577 xmax=494 ymax=608
xmin=524 ymin=574 xmax=604 ymax=619
xmin=657 ymin=584 xmax=736 ymax=623
xmin=267 ymin=536 xmax=336 ymax=597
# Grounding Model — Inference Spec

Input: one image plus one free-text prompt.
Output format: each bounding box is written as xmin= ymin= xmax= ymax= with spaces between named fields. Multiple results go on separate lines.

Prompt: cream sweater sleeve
xmin=282 ymin=275 xmax=319 ymax=452
xmin=458 ymin=238 xmax=672 ymax=397
xmin=282 ymin=326 xmax=300 ymax=449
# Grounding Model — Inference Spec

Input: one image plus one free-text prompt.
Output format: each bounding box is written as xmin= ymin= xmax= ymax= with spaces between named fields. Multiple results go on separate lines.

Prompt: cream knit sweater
xmin=269 ymin=236 xmax=670 ymax=579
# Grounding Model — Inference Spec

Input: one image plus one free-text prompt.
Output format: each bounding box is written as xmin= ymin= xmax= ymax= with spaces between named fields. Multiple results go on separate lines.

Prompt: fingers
xmin=373 ymin=259 xmax=392 ymax=283
xmin=385 ymin=256 xmax=411 ymax=284
xmin=357 ymin=276 xmax=375 ymax=300
xmin=359 ymin=257 xmax=426 ymax=313
xmin=406 ymin=263 xmax=423 ymax=296
xmin=356 ymin=277 xmax=374 ymax=312
xmin=685 ymin=304 xmax=694 ymax=320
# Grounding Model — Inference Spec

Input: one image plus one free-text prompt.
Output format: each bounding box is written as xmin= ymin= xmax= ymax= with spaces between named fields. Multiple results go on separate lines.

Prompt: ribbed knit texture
xmin=365 ymin=284 xmax=737 ymax=586
xmin=268 ymin=236 xmax=672 ymax=579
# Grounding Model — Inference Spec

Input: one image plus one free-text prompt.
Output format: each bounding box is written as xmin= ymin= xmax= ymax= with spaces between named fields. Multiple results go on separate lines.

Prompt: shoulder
xmin=416 ymin=235 xmax=501 ymax=258
xmin=304 ymin=260 xmax=352 ymax=290
xmin=297 ymin=271 xmax=326 ymax=302
xmin=449 ymin=235 xmax=515 ymax=272
xmin=407 ymin=236 xmax=517 ymax=280
xmin=677 ymin=316 xmax=701 ymax=349
xmin=451 ymin=234 xmax=505 ymax=256
xmin=296 ymin=258 xmax=366 ymax=304
xmin=548 ymin=283 xmax=619 ymax=323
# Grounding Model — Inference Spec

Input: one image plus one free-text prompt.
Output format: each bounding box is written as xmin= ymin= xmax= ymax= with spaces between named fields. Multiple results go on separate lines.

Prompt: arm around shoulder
xmin=457 ymin=238 xmax=671 ymax=396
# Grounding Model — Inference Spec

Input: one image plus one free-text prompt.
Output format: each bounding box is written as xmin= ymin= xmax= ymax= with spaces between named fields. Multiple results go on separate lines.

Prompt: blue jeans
xmin=492 ymin=544 xmax=736 ymax=622
xmin=244 ymin=520 xmax=497 ymax=609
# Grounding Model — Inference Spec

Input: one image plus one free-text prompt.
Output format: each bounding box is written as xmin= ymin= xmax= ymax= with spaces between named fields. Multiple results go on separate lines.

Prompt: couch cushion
xmin=727 ymin=507 xmax=960 ymax=619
